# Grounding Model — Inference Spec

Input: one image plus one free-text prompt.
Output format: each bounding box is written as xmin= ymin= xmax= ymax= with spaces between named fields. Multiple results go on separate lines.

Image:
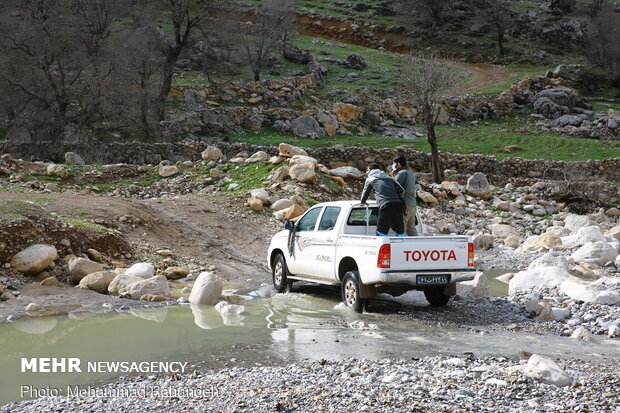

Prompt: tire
xmin=272 ymin=254 xmax=292 ymax=293
xmin=341 ymin=271 xmax=367 ymax=313
xmin=424 ymin=287 xmax=451 ymax=307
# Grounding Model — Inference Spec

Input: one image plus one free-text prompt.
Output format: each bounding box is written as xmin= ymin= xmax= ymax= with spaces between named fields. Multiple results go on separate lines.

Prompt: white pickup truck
xmin=267 ymin=200 xmax=478 ymax=312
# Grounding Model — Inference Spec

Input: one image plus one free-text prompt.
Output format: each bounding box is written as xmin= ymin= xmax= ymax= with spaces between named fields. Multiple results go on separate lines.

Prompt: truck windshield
xmin=347 ymin=207 xmax=378 ymax=226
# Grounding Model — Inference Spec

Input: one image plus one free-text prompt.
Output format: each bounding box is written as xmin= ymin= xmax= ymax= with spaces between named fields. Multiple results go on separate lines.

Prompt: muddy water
xmin=1 ymin=286 xmax=619 ymax=406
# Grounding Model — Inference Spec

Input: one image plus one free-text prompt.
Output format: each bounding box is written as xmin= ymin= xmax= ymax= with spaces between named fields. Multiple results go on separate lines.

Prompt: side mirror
xmin=284 ymin=221 xmax=294 ymax=230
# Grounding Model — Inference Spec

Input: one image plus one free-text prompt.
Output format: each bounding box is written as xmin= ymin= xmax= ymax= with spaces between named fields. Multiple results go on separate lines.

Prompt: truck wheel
xmin=342 ymin=271 xmax=366 ymax=313
xmin=272 ymin=254 xmax=292 ymax=293
xmin=424 ymin=287 xmax=451 ymax=307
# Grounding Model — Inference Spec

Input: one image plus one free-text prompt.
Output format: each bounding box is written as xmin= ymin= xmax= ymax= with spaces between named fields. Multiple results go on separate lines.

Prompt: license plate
xmin=417 ymin=275 xmax=449 ymax=285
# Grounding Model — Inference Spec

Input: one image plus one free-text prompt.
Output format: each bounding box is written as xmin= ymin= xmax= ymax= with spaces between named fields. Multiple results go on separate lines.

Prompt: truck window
xmin=296 ymin=207 xmax=322 ymax=232
xmin=347 ymin=207 xmax=378 ymax=226
xmin=318 ymin=206 xmax=340 ymax=231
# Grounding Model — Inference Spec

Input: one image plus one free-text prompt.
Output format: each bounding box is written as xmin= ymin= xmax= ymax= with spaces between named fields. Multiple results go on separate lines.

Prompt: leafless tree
xmin=266 ymin=0 xmax=299 ymax=56
xmin=401 ymin=55 xmax=465 ymax=183
xmin=484 ymin=0 xmax=511 ymax=58
xmin=548 ymin=0 xmax=577 ymax=14
xmin=586 ymin=0 xmax=608 ymax=19
xmin=398 ymin=0 xmax=450 ymax=35
xmin=587 ymin=3 xmax=620 ymax=90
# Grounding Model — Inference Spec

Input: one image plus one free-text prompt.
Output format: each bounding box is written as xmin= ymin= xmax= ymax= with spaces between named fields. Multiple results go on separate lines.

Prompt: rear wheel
xmin=272 ymin=254 xmax=292 ymax=293
xmin=342 ymin=271 xmax=367 ymax=313
xmin=424 ymin=287 xmax=451 ymax=307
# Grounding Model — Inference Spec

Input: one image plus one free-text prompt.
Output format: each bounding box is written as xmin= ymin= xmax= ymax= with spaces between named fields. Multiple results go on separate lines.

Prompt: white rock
xmin=564 ymin=214 xmax=594 ymax=230
xmin=245 ymin=151 xmax=269 ymax=163
xmin=606 ymin=225 xmax=620 ymax=242
xmin=560 ymin=280 xmax=620 ymax=305
xmin=328 ymin=166 xmax=364 ymax=178
xmin=188 ymin=272 xmax=223 ymax=305
xmin=485 ymin=378 xmax=508 ymax=387
xmin=201 ymin=146 xmax=224 ymax=161
xmin=271 ymin=199 xmax=295 ymax=211
xmin=508 ymin=266 xmax=574 ymax=294
xmin=124 ymin=262 xmax=155 ymax=279
xmin=278 ymin=143 xmax=308 ymax=158
xmin=492 ymin=224 xmax=520 ymax=241
xmin=289 ymin=163 xmax=317 ymax=184
xmin=65 ymin=152 xmax=85 ymax=165
xmin=68 ymin=257 xmax=104 ymax=283
xmin=466 ymin=172 xmax=491 ymax=200
xmin=215 ymin=302 xmax=245 ymax=316
xmin=571 ymin=327 xmax=595 ymax=341
xmin=108 ymin=273 xmax=143 ymax=296
xmin=524 ymin=354 xmax=571 ymax=387
xmin=25 ymin=303 xmax=41 ymax=312
xmin=528 ymin=252 xmax=569 ymax=271
xmin=118 ymin=275 xmax=170 ymax=300
xmin=10 ymin=244 xmax=58 ymax=275
xmin=546 ymin=226 xmax=572 ymax=237
xmin=250 ymin=189 xmax=270 ymax=205
xmin=571 ymin=242 xmax=617 ymax=266
xmin=159 ymin=165 xmax=178 ymax=177
xmin=551 ymin=307 xmax=571 ymax=321
xmin=78 ymin=271 xmax=117 ymax=294
xmin=609 ymin=325 xmax=620 ymax=338
xmin=457 ymin=273 xmax=489 ymax=297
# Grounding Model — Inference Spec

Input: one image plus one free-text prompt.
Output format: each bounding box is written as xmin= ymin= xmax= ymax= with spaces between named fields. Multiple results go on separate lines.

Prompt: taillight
xmin=468 ymin=242 xmax=475 ymax=267
xmin=377 ymin=244 xmax=391 ymax=268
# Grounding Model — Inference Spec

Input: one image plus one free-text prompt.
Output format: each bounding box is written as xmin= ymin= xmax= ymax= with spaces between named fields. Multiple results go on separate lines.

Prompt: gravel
xmin=3 ymin=356 xmax=619 ymax=412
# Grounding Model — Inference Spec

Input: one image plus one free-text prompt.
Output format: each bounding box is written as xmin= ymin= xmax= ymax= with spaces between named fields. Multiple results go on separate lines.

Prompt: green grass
xmin=59 ymin=216 xmax=112 ymax=233
xmin=0 ymin=199 xmax=48 ymax=224
xmin=590 ymin=100 xmax=620 ymax=113
xmin=217 ymin=162 xmax=280 ymax=193
xmin=475 ymin=65 xmax=549 ymax=96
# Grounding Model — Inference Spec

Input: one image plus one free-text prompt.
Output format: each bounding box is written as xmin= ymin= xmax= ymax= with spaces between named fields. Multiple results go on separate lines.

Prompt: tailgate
xmin=388 ymin=237 xmax=471 ymax=271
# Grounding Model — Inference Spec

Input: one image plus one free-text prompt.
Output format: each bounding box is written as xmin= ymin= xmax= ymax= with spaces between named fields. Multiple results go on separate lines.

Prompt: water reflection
xmin=129 ymin=307 xmax=167 ymax=323
xmin=11 ymin=317 xmax=58 ymax=335
xmin=189 ymin=304 xmax=223 ymax=330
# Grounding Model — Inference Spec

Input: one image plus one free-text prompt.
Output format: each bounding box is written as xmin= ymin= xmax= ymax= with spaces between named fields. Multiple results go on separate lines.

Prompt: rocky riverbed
xmin=3 ymin=356 xmax=619 ymax=413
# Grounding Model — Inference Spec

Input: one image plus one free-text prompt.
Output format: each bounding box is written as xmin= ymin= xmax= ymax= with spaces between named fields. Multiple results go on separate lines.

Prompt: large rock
xmin=288 ymin=155 xmax=318 ymax=166
xmin=188 ymin=272 xmax=223 ymax=305
xmin=345 ymin=53 xmax=366 ymax=69
xmin=532 ymin=86 xmax=580 ymax=119
xmin=289 ymin=163 xmax=317 ymax=184
xmin=119 ymin=275 xmax=170 ymax=300
xmin=560 ymin=279 xmax=620 ymax=305
xmin=563 ymin=226 xmax=606 ymax=248
xmin=492 ymin=224 xmax=521 ymax=241
xmin=245 ymin=151 xmax=269 ymax=163
xmin=201 ymin=146 xmax=224 ymax=161
xmin=271 ymin=199 xmax=295 ymax=211
xmin=159 ymin=165 xmax=178 ymax=177
xmin=417 ymin=190 xmax=438 ymax=204
xmin=284 ymin=204 xmax=306 ymax=220
xmin=525 ymin=298 xmax=554 ymax=320
xmin=525 ymin=354 xmax=572 ymax=387
xmin=564 ymin=214 xmax=594 ymax=230
xmin=473 ymin=234 xmax=494 ymax=250
xmin=250 ymin=189 xmax=270 ymax=205
xmin=278 ymin=143 xmax=307 ymax=158
xmin=124 ymin=262 xmax=155 ymax=279
xmin=456 ymin=273 xmax=489 ymax=297
xmin=508 ymin=266 xmax=574 ymax=294
xmin=466 ymin=172 xmax=492 ymax=200
xmin=68 ymin=257 xmax=104 ymax=283
xmin=606 ymin=225 xmax=620 ymax=242
xmin=332 ymin=103 xmax=360 ymax=122
xmin=528 ymin=252 xmax=569 ymax=270
xmin=46 ymin=164 xmax=69 ymax=179
xmin=531 ymin=233 xmax=562 ymax=250
xmin=163 ymin=267 xmax=189 ymax=280
xmin=316 ymin=112 xmax=339 ymax=136
xmin=64 ymin=152 xmax=85 ymax=165
xmin=571 ymin=242 xmax=617 ymax=266
xmin=10 ymin=244 xmax=58 ymax=275
xmin=78 ymin=271 xmax=116 ymax=294
xmin=290 ymin=116 xmax=325 ymax=138
xmin=108 ymin=273 xmax=144 ymax=296
xmin=328 ymin=166 xmax=364 ymax=179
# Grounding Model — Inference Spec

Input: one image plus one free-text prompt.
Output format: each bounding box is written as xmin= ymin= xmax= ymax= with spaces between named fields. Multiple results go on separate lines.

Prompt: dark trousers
xmin=376 ymin=202 xmax=404 ymax=235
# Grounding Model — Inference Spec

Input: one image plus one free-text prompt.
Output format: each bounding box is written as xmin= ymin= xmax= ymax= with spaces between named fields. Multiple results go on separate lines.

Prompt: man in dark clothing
xmin=360 ymin=163 xmax=406 ymax=237
xmin=391 ymin=155 xmax=418 ymax=236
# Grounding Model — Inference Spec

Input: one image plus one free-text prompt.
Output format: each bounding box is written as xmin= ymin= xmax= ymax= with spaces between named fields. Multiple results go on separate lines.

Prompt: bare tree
xmin=398 ymin=0 xmax=450 ymax=35
xmin=484 ymin=0 xmax=511 ymax=58
xmin=401 ymin=56 xmax=465 ymax=183
xmin=548 ymin=0 xmax=577 ymax=14
xmin=267 ymin=0 xmax=299 ymax=56
xmin=587 ymin=3 xmax=620 ymax=90
xmin=586 ymin=0 xmax=607 ymax=19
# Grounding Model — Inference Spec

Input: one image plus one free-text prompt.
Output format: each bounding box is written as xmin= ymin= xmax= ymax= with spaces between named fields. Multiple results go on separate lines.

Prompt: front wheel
xmin=342 ymin=271 xmax=367 ymax=313
xmin=424 ymin=287 xmax=451 ymax=307
xmin=272 ymin=254 xmax=292 ymax=293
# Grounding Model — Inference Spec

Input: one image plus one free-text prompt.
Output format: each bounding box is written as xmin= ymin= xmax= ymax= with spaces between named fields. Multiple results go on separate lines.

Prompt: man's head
xmin=366 ymin=163 xmax=381 ymax=174
xmin=393 ymin=155 xmax=407 ymax=170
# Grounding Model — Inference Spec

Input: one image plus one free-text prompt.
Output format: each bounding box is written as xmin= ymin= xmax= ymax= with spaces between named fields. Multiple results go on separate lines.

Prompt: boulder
xmin=270 ymin=166 xmax=289 ymax=182
xmin=108 ymin=273 xmax=143 ymax=296
xmin=528 ymin=252 xmax=569 ymax=270
xmin=289 ymin=163 xmax=317 ymax=184
xmin=525 ymin=354 xmax=572 ymax=387
xmin=119 ymin=275 xmax=170 ymax=300
xmin=492 ymin=224 xmax=521 ymax=241
xmin=46 ymin=164 xmax=69 ymax=179
xmin=68 ymin=257 xmax=104 ymax=283
xmin=188 ymin=271 xmax=223 ymax=305
xmin=606 ymin=225 xmax=620 ymax=242
xmin=278 ymin=143 xmax=307 ymax=158
xmin=245 ymin=151 xmax=269 ymax=163
xmin=532 ymin=86 xmax=579 ymax=119
xmin=40 ymin=276 xmax=61 ymax=287
xmin=456 ymin=273 xmax=489 ymax=297
xmin=250 ymin=189 xmax=270 ymax=205
xmin=124 ymin=262 xmax=155 ymax=279
xmin=159 ymin=165 xmax=178 ymax=177
xmin=247 ymin=198 xmax=263 ymax=211
xmin=201 ymin=146 xmax=224 ymax=161
xmin=271 ymin=199 xmax=295 ymax=211
xmin=288 ymin=155 xmax=318 ymax=166
xmin=571 ymin=327 xmax=595 ymax=341
xmin=532 ymin=233 xmax=562 ymax=250
xmin=64 ymin=152 xmax=85 ymax=165
xmin=163 ymin=266 xmax=189 ymax=280
xmin=290 ymin=195 xmax=310 ymax=210
xmin=10 ymin=244 xmax=58 ymax=275
xmin=525 ymin=298 xmax=553 ymax=320
xmin=571 ymin=242 xmax=617 ymax=266
xmin=555 ymin=114 xmax=585 ymax=127
xmin=284 ymin=204 xmax=306 ymax=220
xmin=345 ymin=53 xmax=366 ymax=69
xmin=86 ymin=249 xmax=105 ymax=262
xmin=328 ymin=166 xmax=365 ymax=179
xmin=78 ymin=271 xmax=116 ymax=294
xmin=560 ymin=280 xmax=620 ymax=305
xmin=291 ymin=116 xmax=325 ymax=138
xmin=564 ymin=214 xmax=593 ymax=230
xmin=417 ymin=190 xmax=438 ymax=204
xmin=466 ymin=172 xmax=492 ymax=200
xmin=332 ymin=103 xmax=360 ymax=122
xmin=508 ymin=266 xmax=574 ymax=294
xmin=473 ymin=234 xmax=494 ymax=250
xmin=316 ymin=112 xmax=339 ymax=136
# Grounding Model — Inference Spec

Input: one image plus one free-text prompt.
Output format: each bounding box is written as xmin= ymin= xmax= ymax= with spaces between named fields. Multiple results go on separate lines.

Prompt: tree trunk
xmin=158 ymin=52 xmax=180 ymax=121
xmin=497 ymin=25 xmax=505 ymax=57
xmin=427 ymin=124 xmax=443 ymax=183
xmin=253 ymin=71 xmax=260 ymax=81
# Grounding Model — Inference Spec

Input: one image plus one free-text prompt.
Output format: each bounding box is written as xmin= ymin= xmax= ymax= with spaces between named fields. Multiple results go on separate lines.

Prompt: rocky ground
xmin=3 ymin=356 xmax=619 ymax=413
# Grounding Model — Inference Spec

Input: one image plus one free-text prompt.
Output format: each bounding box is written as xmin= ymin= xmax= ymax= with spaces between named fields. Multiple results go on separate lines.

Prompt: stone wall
xmin=2 ymin=140 xmax=618 ymax=187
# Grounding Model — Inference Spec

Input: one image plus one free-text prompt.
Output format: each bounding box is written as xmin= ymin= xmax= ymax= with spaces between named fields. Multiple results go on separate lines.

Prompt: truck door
xmin=287 ymin=207 xmax=322 ymax=276
xmin=312 ymin=206 xmax=341 ymax=280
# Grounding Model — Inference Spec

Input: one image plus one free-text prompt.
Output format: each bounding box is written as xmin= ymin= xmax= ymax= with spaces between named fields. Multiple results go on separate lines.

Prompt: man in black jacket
xmin=360 ymin=163 xmax=406 ymax=237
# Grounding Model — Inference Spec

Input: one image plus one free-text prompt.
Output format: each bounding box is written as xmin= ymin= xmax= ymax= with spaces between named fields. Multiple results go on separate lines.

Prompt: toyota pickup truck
xmin=267 ymin=200 xmax=478 ymax=312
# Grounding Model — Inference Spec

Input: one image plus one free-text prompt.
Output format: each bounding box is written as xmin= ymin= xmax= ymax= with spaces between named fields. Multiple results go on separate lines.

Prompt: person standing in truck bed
xmin=360 ymin=163 xmax=406 ymax=237
xmin=391 ymin=155 xmax=418 ymax=236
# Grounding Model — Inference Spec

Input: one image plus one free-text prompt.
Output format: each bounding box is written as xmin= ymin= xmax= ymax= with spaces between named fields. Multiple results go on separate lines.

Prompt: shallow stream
xmin=1 ymin=285 xmax=619 ymax=406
